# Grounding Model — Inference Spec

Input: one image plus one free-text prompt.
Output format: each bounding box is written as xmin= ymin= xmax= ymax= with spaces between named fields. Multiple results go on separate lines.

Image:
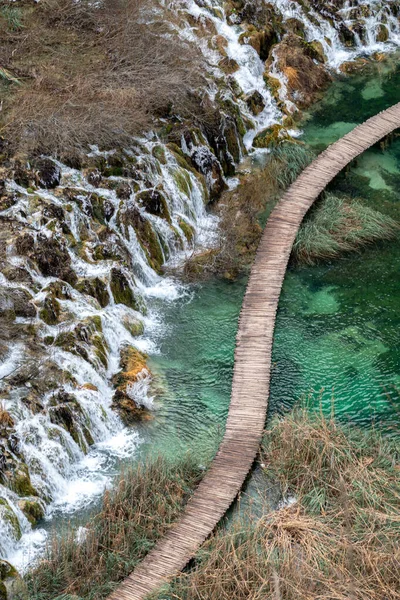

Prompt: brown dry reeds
xmin=0 ymin=0 xmax=204 ymax=154
xmin=24 ymin=454 xmax=205 ymax=600
xmin=160 ymin=410 xmax=400 ymax=600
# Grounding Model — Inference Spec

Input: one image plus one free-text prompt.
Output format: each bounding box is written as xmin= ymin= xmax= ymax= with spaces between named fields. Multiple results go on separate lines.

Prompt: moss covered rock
xmin=39 ymin=294 xmax=61 ymax=325
xmin=178 ymin=218 xmax=195 ymax=243
xmin=112 ymin=347 xmax=151 ymax=424
xmin=110 ymin=268 xmax=140 ymax=310
xmin=117 ymin=206 xmax=164 ymax=273
xmin=76 ymin=277 xmax=109 ymax=308
xmin=54 ymin=316 xmax=109 ymax=370
xmin=123 ymin=316 xmax=144 ymax=337
xmin=48 ymin=390 xmax=94 ymax=451
xmin=0 ymin=559 xmax=23 ymax=600
xmin=17 ymin=498 xmax=45 ymax=525
xmin=137 ymin=189 xmax=171 ymax=223
xmin=246 ymin=90 xmax=265 ymax=116
xmin=0 ymin=499 xmax=21 ymax=540
xmin=9 ymin=464 xmax=37 ymax=498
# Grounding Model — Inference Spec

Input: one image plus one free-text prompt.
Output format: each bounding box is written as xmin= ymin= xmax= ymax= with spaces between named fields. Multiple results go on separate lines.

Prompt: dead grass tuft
xmin=160 ymin=410 xmax=400 ymax=600
xmin=24 ymin=454 xmax=205 ymax=600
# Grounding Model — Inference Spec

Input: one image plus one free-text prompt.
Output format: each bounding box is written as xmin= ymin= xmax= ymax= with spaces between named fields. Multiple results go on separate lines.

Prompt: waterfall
xmin=269 ymin=0 xmax=400 ymax=68
xmin=1 ymin=0 xmax=399 ymax=573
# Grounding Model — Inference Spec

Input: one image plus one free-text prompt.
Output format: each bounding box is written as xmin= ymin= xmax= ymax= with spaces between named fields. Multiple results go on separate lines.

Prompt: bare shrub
xmin=0 ymin=0 xmax=204 ymax=154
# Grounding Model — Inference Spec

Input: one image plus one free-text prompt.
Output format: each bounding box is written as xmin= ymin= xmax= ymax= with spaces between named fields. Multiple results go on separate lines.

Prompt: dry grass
xmin=183 ymin=142 xmax=314 ymax=279
xmin=0 ymin=0 xmax=204 ymax=154
xmin=159 ymin=410 xmax=400 ymax=600
xmin=293 ymin=193 xmax=399 ymax=265
xmin=24 ymin=454 xmax=205 ymax=600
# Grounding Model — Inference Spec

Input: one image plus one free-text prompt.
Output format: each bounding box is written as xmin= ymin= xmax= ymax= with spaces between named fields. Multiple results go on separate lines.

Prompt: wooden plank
xmin=107 ymin=103 xmax=400 ymax=600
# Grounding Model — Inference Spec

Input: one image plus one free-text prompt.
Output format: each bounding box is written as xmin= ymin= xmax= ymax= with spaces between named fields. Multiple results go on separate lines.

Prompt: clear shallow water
xmin=143 ymin=58 xmax=400 ymax=456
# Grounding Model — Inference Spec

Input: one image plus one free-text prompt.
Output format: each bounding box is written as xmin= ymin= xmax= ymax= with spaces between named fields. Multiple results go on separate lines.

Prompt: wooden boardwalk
xmin=108 ymin=102 xmax=400 ymax=600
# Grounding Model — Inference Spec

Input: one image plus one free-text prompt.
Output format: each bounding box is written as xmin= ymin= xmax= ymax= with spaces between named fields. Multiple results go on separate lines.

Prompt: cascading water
xmin=269 ymin=0 xmax=400 ymax=68
xmin=1 ymin=0 xmax=399 ymax=574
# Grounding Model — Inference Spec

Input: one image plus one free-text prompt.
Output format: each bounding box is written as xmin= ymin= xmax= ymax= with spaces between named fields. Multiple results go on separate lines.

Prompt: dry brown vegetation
xmin=183 ymin=142 xmax=314 ymax=279
xmin=24 ymin=455 xmax=205 ymax=600
xmin=159 ymin=410 xmax=400 ymax=600
xmin=0 ymin=0 xmax=204 ymax=154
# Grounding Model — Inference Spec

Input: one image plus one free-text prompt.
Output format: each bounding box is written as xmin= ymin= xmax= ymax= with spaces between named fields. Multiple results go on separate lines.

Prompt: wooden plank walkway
xmin=108 ymin=102 xmax=400 ymax=600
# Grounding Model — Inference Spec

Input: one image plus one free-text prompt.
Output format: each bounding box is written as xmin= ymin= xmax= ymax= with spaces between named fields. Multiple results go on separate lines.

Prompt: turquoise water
xmin=144 ymin=58 xmax=400 ymax=455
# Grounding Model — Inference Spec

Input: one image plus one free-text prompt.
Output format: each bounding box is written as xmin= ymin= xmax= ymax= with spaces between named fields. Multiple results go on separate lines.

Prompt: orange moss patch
xmin=0 ymin=405 xmax=14 ymax=429
xmin=79 ymin=383 xmax=99 ymax=392
xmin=283 ymin=66 xmax=301 ymax=90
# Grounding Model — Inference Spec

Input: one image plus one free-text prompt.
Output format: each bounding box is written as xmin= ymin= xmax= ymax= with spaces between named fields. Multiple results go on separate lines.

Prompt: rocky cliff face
xmin=0 ymin=0 xmax=399 ymax=571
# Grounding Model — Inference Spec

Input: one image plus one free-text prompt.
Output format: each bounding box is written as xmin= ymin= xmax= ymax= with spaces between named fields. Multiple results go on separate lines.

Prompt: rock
xmin=266 ymin=33 xmax=332 ymax=111
xmin=178 ymin=218 xmax=195 ymax=243
xmin=1 ymin=266 xmax=34 ymax=287
xmin=0 ymin=559 xmax=24 ymax=600
xmin=137 ymin=189 xmax=171 ymax=222
xmin=191 ymin=146 xmax=227 ymax=202
xmin=152 ymin=145 xmax=167 ymax=164
xmin=8 ymin=288 xmax=36 ymax=319
xmin=117 ymin=205 xmax=164 ymax=273
xmin=123 ymin=316 xmax=144 ymax=337
xmin=86 ymin=168 xmax=102 ymax=187
xmin=89 ymin=193 xmax=115 ymax=224
xmin=13 ymin=162 xmax=33 ymax=189
xmin=15 ymin=233 xmax=34 ymax=256
xmin=34 ymin=158 xmax=61 ymax=189
xmin=246 ymin=90 xmax=265 ymax=116
xmin=110 ymin=268 xmax=139 ymax=310
xmin=34 ymin=234 xmax=77 ymax=285
xmin=339 ymin=57 xmax=369 ymax=74
xmin=48 ymin=390 xmax=94 ymax=450
xmin=338 ymin=23 xmax=356 ymax=47
xmin=239 ymin=26 xmax=278 ymax=60
xmin=39 ymin=294 xmax=61 ymax=325
xmin=112 ymin=347 xmax=151 ymax=424
xmin=9 ymin=464 xmax=37 ymax=498
xmin=115 ymin=181 xmax=132 ymax=200
xmin=376 ymin=24 xmax=389 ymax=42
xmin=253 ymin=124 xmax=294 ymax=148
xmin=307 ymin=40 xmax=327 ymax=64
xmin=218 ymin=56 xmax=240 ymax=74
xmin=76 ymin=277 xmax=109 ymax=308
xmin=54 ymin=316 xmax=109 ymax=370
xmin=284 ymin=17 xmax=306 ymax=37
xmin=17 ymin=498 xmax=45 ymax=525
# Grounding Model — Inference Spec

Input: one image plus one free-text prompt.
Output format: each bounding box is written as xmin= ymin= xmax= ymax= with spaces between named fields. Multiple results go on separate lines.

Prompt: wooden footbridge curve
xmin=109 ymin=102 xmax=400 ymax=600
